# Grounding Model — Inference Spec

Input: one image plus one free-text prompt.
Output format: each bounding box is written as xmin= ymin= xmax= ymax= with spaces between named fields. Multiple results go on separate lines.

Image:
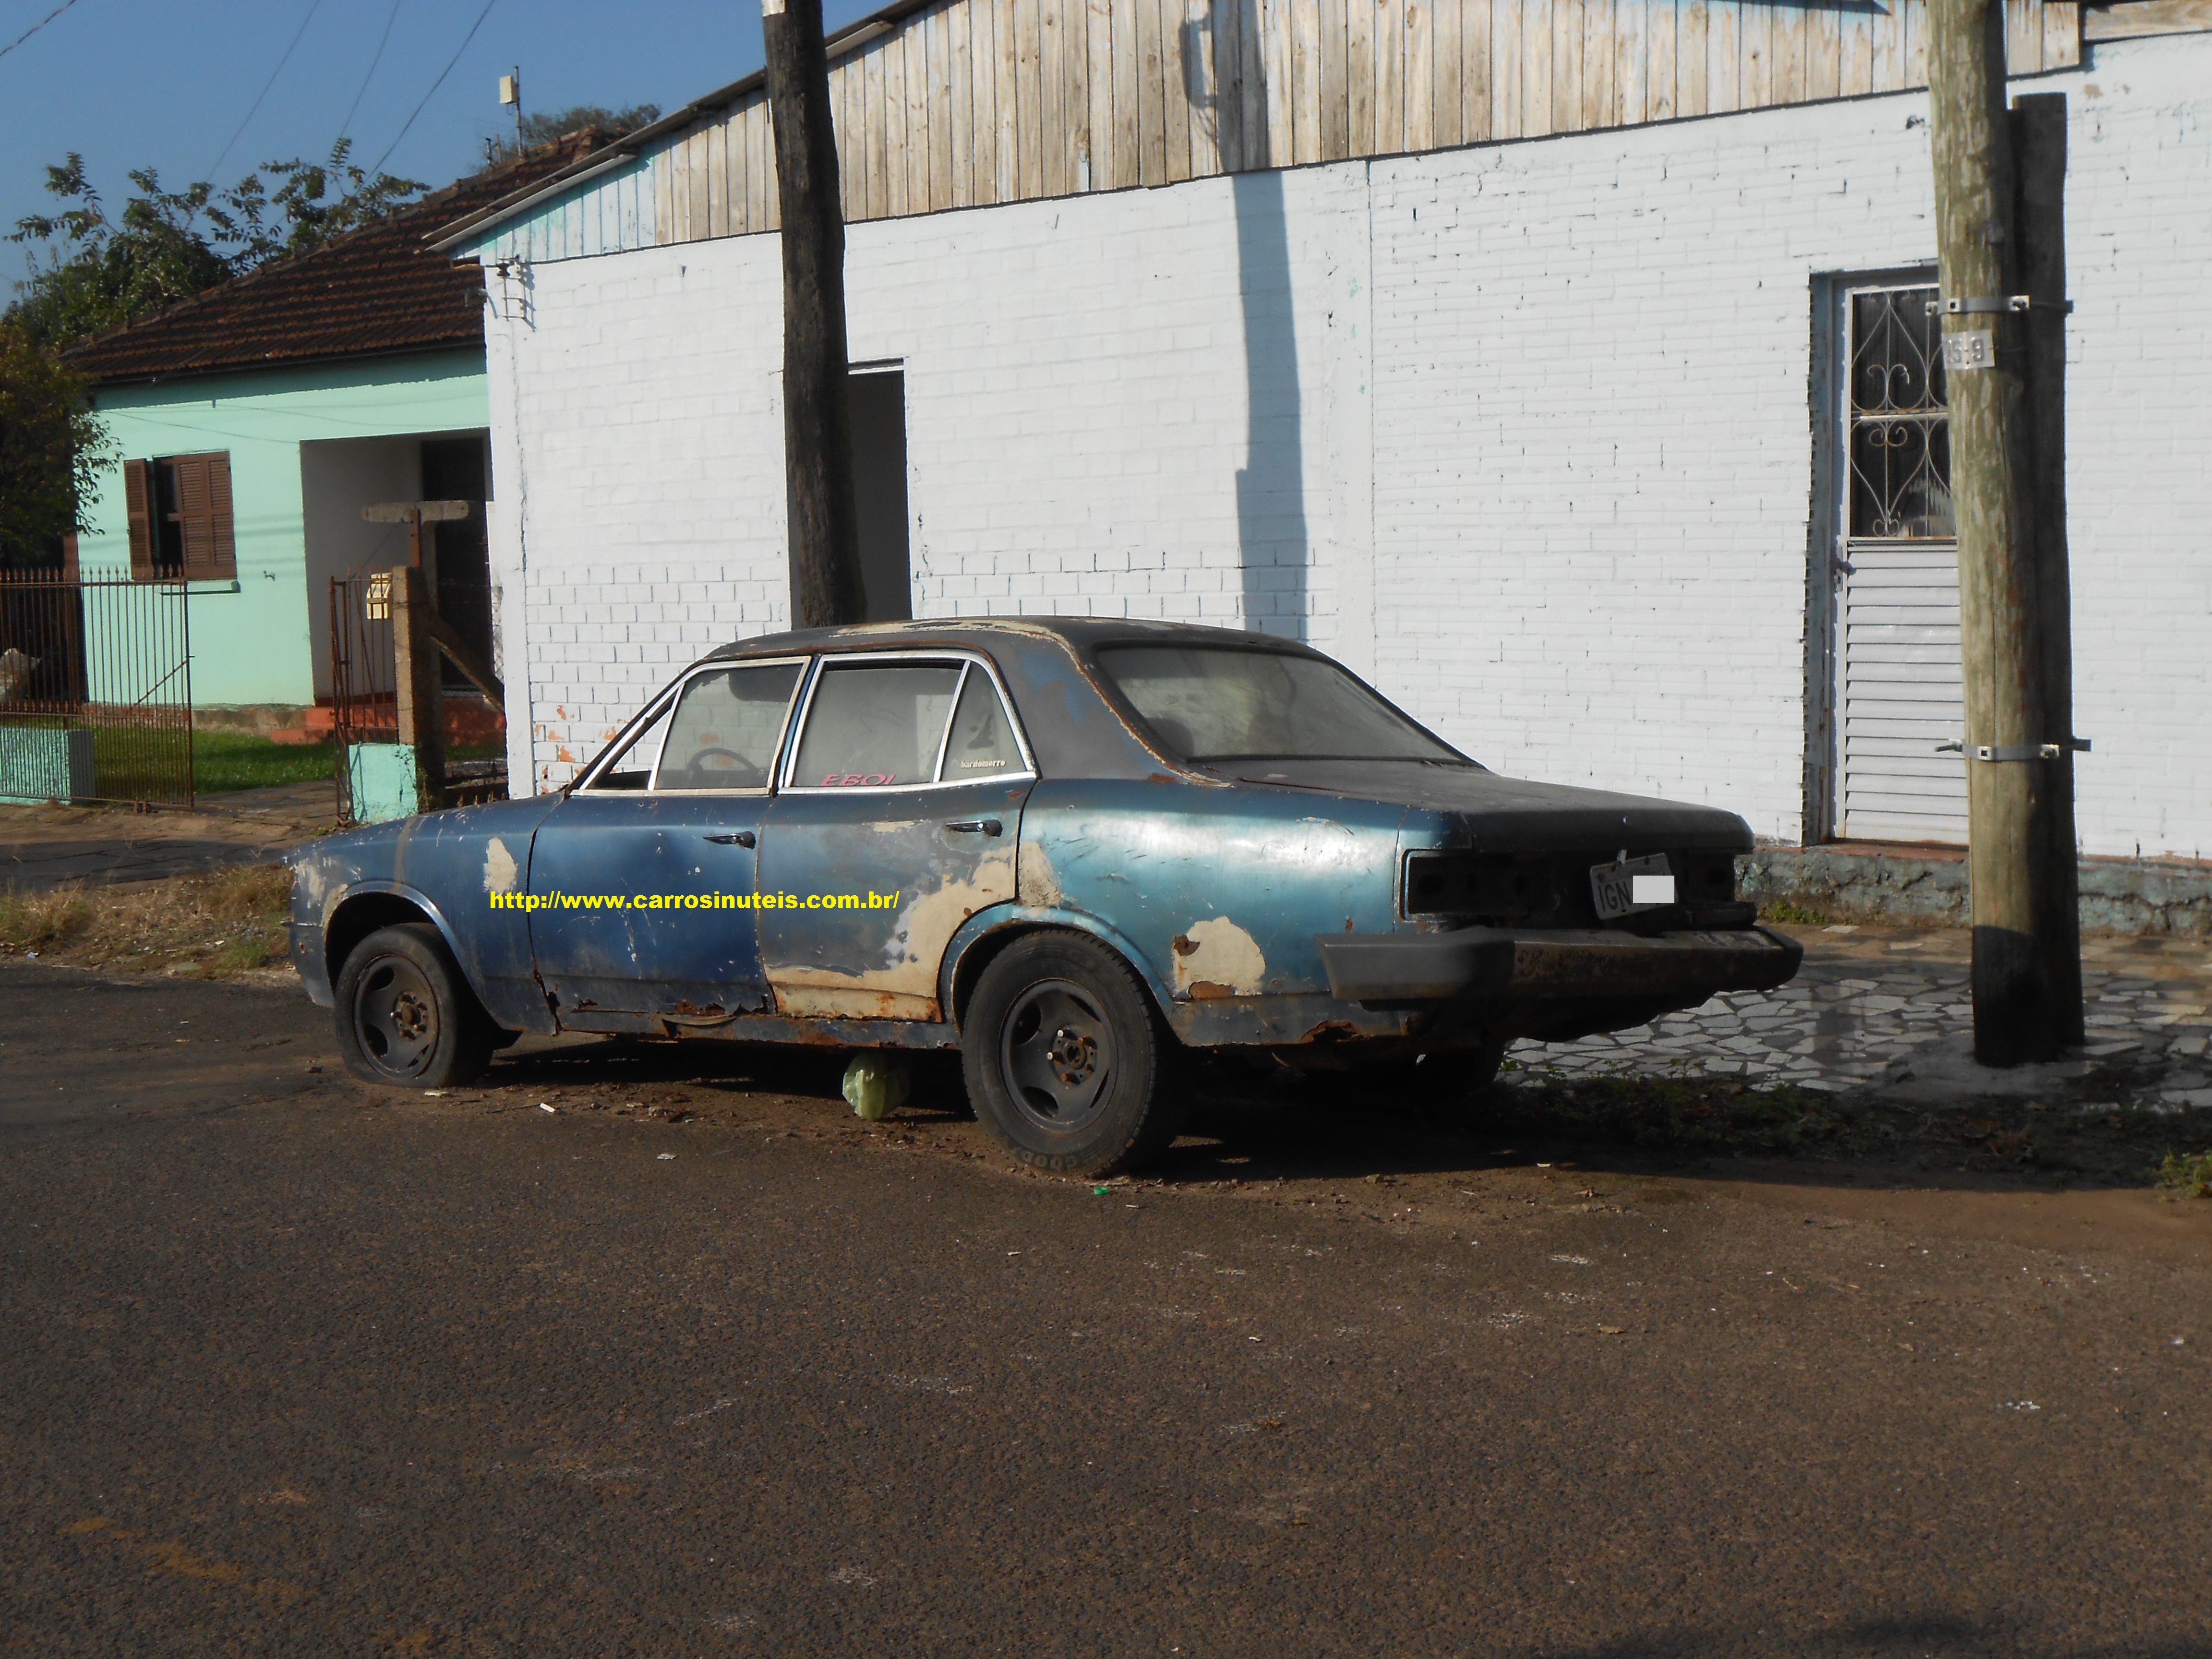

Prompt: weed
xmin=1501 ymin=1067 xmax=1886 ymax=1156
xmin=207 ymin=935 xmax=281 ymax=973
xmin=1757 ymin=899 xmax=1832 ymax=927
xmin=0 ymin=862 xmax=292 ymax=979
xmin=0 ymin=888 xmax=91 ymax=949
xmin=2154 ymin=1148 xmax=2212 ymax=1199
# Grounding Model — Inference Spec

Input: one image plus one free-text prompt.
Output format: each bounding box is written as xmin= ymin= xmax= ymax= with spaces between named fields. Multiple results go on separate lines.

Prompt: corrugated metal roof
xmin=66 ymin=135 xmax=606 ymax=385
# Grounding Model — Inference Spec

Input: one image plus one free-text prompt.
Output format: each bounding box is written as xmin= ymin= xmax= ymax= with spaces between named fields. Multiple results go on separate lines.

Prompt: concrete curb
xmin=1740 ymin=846 xmax=2212 ymax=938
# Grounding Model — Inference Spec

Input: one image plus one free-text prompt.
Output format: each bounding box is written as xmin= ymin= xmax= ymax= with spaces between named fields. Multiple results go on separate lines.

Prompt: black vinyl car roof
xmin=702 ymin=615 xmax=1328 ymax=663
xmin=705 ymin=615 xmax=1324 ymax=782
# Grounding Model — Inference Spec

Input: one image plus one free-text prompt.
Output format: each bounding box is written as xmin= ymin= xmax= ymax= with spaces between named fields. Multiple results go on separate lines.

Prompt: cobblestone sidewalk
xmin=1518 ymin=923 xmax=2212 ymax=1111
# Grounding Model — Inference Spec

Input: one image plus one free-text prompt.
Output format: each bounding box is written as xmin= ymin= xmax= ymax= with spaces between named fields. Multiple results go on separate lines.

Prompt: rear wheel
xmin=334 ymin=923 xmax=497 ymax=1089
xmin=962 ymin=930 xmax=1184 ymax=1175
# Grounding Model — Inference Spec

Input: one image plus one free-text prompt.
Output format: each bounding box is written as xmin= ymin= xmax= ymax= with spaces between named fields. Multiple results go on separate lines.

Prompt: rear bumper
xmin=1316 ymin=926 xmax=1803 ymax=1008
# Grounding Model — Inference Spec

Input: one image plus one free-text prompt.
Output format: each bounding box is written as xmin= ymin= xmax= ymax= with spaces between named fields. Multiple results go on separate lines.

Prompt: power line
xmin=337 ymin=0 xmax=406 ymax=145
xmin=203 ymin=0 xmax=327 ymax=183
xmin=0 ymin=0 xmax=89 ymax=65
xmin=371 ymin=0 xmax=498 ymax=176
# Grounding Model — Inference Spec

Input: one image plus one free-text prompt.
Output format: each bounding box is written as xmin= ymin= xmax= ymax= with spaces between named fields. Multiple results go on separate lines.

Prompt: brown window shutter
xmin=124 ymin=459 xmax=155 ymax=579
xmin=173 ymin=454 xmax=212 ymax=575
xmin=206 ymin=452 xmax=236 ymax=577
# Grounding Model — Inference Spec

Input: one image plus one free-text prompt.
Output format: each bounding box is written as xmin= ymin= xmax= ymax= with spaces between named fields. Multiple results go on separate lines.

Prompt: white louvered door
xmin=1838 ymin=545 xmax=1968 ymax=842
xmin=1834 ymin=282 xmax=1968 ymax=844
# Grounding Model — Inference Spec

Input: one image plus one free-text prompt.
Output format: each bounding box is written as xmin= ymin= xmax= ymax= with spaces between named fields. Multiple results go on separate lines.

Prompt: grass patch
xmin=2154 ymin=1148 xmax=2212 ymax=1198
xmin=192 ymin=732 xmax=337 ymax=794
xmin=5 ymin=724 xmax=499 ymax=798
xmin=1487 ymin=1059 xmax=2212 ymax=1188
xmin=1757 ymin=898 xmax=1832 ymax=927
xmin=192 ymin=733 xmax=501 ymax=795
xmin=1503 ymin=1064 xmax=1881 ymax=1156
xmin=0 ymin=862 xmax=292 ymax=979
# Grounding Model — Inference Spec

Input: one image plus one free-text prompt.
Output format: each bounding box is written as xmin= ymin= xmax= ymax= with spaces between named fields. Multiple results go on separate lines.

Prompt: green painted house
xmin=64 ymin=140 xmax=591 ymax=728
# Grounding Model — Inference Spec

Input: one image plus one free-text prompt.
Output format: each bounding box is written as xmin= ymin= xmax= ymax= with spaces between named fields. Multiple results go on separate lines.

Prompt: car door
xmin=758 ymin=653 xmax=1036 ymax=1022
xmin=525 ymin=657 xmax=806 ymax=1025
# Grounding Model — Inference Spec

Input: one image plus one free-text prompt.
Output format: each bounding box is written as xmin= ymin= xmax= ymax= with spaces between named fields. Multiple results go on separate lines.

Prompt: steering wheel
xmin=666 ymin=746 xmax=749 ymax=789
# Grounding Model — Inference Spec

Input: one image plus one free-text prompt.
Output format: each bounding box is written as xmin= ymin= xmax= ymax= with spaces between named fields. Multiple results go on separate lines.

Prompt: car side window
xmin=583 ymin=697 xmax=674 ymax=791
xmin=940 ymin=666 xmax=1026 ymax=780
xmin=790 ymin=661 xmax=963 ymax=788
xmin=654 ymin=661 xmax=805 ymax=792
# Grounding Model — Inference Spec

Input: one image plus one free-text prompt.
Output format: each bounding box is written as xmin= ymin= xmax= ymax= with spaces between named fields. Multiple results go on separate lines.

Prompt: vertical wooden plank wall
xmin=639 ymin=0 xmax=2079 ymax=246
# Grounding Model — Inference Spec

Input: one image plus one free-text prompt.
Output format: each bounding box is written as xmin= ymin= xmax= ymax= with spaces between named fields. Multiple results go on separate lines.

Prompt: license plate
xmin=1590 ymin=854 xmax=1675 ymax=921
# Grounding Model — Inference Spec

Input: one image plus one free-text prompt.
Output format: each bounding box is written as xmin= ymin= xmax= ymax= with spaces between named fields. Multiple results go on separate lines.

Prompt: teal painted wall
xmin=78 ymin=350 xmax=489 ymax=708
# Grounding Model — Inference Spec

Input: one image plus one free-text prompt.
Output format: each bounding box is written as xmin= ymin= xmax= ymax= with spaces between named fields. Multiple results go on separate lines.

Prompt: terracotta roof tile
xmin=67 ymin=134 xmax=603 ymax=385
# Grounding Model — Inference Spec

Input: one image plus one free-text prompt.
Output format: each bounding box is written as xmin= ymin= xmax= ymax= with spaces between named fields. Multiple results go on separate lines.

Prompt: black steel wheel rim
xmin=999 ymin=977 xmax=1115 ymax=1135
xmin=352 ymin=953 xmax=441 ymax=1080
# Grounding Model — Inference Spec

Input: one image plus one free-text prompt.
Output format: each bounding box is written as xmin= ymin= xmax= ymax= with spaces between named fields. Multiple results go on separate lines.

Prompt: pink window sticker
xmin=823 ymin=771 xmax=896 ymax=786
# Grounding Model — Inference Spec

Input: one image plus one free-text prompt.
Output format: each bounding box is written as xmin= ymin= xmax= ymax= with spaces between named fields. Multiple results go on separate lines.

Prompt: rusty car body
xmin=288 ymin=618 xmax=1800 ymax=1172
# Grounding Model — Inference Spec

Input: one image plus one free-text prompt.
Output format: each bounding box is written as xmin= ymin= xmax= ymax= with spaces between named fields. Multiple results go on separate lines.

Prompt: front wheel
xmin=334 ymin=923 xmax=497 ymax=1088
xmin=962 ymin=930 xmax=1185 ymax=1176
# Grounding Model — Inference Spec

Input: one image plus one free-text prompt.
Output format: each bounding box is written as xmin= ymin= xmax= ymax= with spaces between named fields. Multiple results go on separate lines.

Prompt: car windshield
xmin=1094 ymin=645 xmax=1470 ymax=765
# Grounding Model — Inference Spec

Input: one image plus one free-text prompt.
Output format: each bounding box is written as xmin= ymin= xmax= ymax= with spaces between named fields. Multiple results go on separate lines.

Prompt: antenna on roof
xmin=498 ymin=67 xmax=522 ymax=152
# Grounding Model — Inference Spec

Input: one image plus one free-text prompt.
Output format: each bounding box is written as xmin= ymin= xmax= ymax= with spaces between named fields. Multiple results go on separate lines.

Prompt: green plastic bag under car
xmin=842 ymin=1054 xmax=911 ymax=1121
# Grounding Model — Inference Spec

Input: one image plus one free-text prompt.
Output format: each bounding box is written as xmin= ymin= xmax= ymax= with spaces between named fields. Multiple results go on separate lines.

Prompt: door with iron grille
xmin=1833 ymin=282 xmax=1966 ymax=843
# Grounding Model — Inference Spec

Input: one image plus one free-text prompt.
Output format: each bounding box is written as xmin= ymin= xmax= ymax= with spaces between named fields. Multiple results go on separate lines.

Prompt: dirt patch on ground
xmin=0 ymin=864 xmax=294 ymax=979
xmin=331 ymin=1027 xmax=2212 ymax=1268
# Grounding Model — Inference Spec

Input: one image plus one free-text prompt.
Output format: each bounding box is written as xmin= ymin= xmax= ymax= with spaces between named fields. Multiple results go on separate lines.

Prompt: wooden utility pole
xmin=2011 ymin=92 xmax=2086 ymax=1046
xmin=364 ymin=500 xmax=506 ymax=813
xmin=389 ymin=564 xmax=446 ymax=810
xmin=1928 ymin=0 xmax=2061 ymax=1065
xmin=761 ymin=0 xmax=867 ymax=628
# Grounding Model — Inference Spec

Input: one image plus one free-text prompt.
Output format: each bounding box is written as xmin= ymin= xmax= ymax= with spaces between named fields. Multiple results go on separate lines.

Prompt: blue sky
xmin=1 ymin=0 xmax=883 ymax=277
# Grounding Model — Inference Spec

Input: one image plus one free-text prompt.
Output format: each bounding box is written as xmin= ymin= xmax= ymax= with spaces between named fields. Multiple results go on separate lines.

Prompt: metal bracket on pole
xmin=1935 ymin=738 xmax=2092 ymax=761
xmin=1926 ymin=295 xmax=2072 ymax=316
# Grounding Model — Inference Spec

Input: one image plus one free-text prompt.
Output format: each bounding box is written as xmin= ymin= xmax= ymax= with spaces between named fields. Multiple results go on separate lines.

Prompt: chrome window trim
xmin=572 ymin=655 xmax=811 ymax=796
xmin=778 ymin=649 xmax=1038 ymax=795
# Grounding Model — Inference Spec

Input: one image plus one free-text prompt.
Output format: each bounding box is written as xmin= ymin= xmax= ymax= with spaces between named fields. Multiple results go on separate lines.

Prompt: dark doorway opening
xmin=848 ymin=368 xmax=911 ymax=622
xmin=419 ymin=435 xmax=494 ymax=691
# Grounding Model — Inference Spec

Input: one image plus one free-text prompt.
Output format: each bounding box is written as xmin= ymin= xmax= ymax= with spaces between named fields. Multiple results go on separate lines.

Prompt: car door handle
xmin=703 ymin=831 xmax=755 ymax=847
xmin=943 ymin=818 xmax=1003 ymax=837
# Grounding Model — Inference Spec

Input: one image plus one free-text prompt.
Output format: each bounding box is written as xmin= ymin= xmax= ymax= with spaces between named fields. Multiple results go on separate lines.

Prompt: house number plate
xmin=1942 ymin=330 xmax=1996 ymax=372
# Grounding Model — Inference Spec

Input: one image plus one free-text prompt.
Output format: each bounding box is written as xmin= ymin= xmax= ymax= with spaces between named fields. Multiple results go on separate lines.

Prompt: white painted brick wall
xmin=485 ymin=33 xmax=2211 ymax=861
xmin=2062 ymin=45 xmax=2212 ymax=861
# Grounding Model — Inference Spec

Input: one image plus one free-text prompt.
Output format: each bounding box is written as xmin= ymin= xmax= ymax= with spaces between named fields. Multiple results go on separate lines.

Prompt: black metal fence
xmin=328 ymin=571 xmax=396 ymax=824
xmin=0 ymin=568 xmax=193 ymax=806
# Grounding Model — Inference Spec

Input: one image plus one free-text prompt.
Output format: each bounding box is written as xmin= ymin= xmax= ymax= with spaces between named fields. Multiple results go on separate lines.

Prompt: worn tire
xmin=962 ymin=930 xmax=1185 ymax=1176
xmin=334 ymin=923 xmax=497 ymax=1089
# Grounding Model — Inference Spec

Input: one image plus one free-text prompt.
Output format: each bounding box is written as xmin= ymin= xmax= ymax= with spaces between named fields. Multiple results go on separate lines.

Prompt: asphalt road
xmin=3 ymin=962 xmax=2208 ymax=1657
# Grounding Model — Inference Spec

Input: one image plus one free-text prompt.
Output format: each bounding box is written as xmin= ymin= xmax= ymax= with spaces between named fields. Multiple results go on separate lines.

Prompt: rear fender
xmin=939 ymin=904 xmax=1180 ymax=1034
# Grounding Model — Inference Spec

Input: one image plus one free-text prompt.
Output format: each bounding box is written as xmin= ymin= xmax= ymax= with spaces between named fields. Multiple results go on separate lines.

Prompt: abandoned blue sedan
xmin=288 ymin=618 xmax=1800 ymax=1173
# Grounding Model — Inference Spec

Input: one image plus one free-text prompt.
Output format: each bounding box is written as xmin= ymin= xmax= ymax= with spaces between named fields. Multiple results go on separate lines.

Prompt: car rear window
xmin=1094 ymin=645 xmax=1467 ymax=765
xmin=791 ymin=662 xmax=963 ymax=787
